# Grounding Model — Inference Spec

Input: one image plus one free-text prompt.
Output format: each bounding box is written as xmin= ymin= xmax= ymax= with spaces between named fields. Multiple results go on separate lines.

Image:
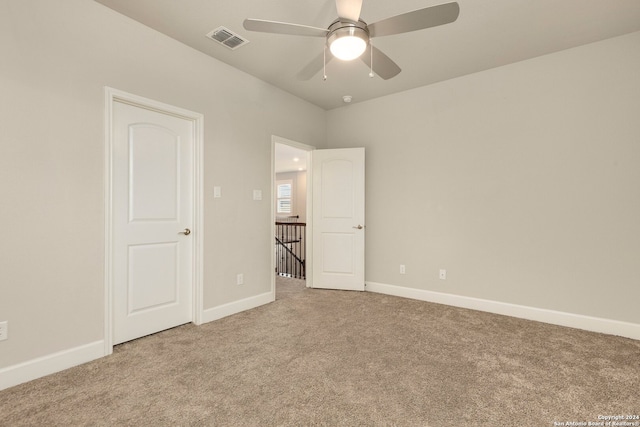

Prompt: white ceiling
xmin=275 ymin=143 xmax=308 ymax=174
xmin=95 ymin=0 xmax=640 ymax=110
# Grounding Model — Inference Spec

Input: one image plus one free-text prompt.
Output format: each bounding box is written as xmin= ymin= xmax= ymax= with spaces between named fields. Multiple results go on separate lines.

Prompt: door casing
xmin=271 ymin=135 xmax=315 ymax=296
xmin=271 ymin=137 xmax=366 ymax=294
xmin=104 ymin=87 xmax=204 ymax=355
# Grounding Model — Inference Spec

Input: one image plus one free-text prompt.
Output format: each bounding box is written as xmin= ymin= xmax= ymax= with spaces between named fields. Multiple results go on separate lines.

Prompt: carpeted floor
xmin=1 ymin=277 xmax=638 ymax=426
xmin=275 ymin=275 xmax=307 ymax=301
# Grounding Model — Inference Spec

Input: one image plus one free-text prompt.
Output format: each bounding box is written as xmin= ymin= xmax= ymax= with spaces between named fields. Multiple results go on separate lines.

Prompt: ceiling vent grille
xmin=206 ymin=27 xmax=249 ymax=50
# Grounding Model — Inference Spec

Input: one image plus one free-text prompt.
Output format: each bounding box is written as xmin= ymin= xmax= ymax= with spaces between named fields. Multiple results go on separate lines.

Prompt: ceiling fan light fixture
xmin=330 ymin=35 xmax=367 ymax=60
xmin=327 ymin=20 xmax=369 ymax=61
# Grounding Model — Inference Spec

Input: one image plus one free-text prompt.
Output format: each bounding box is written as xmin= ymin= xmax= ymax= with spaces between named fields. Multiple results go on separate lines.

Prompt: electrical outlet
xmin=0 ymin=321 xmax=8 ymax=341
xmin=400 ymin=264 xmax=406 ymax=275
xmin=236 ymin=274 xmax=244 ymax=285
xmin=439 ymin=269 xmax=447 ymax=280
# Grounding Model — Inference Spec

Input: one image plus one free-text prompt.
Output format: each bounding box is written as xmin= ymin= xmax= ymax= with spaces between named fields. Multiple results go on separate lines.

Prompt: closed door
xmin=312 ymin=147 xmax=365 ymax=291
xmin=112 ymin=101 xmax=194 ymax=344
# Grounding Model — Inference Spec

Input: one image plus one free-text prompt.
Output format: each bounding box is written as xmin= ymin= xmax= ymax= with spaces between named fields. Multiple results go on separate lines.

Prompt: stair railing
xmin=275 ymin=221 xmax=306 ymax=279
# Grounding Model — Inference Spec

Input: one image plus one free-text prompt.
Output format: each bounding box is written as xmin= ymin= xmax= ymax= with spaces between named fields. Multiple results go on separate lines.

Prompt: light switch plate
xmin=213 ymin=186 xmax=222 ymax=198
xmin=253 ymin=190 xmax=262 ymax=201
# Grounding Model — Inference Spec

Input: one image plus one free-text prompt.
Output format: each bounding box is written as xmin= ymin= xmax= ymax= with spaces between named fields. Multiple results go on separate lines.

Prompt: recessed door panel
xmin=128 ymin=243 xmax=178 ymax=314
xmin=129 ymin=125 xmax=179 ymax=222
xmin=321 ymin=159 xmax=354 ymax=219
xmin=321 ymin=233 xmax=354 ymax=274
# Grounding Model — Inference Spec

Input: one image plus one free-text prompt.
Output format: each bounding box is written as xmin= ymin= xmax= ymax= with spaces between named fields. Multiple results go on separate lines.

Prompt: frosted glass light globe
xmin=330 ymin=36 xmax=367 ymax=61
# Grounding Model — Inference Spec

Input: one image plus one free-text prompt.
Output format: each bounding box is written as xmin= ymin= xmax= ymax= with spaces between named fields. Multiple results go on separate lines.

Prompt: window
xmin=276 ymin=180 xmax=293 ymax=215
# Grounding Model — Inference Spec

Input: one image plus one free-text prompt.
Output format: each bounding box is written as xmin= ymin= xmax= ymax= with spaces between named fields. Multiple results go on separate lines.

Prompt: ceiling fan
xmin=243 ymin=0 xmax=460 ymax=80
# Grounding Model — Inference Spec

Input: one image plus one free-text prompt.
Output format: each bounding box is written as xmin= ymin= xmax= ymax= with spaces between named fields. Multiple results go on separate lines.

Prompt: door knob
xmin=353 ymin=225 xmax=364 ymax=230
xmin=180 ymin=228 xmax=191 ymax=235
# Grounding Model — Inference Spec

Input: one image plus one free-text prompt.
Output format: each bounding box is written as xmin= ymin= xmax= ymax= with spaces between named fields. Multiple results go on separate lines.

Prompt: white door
xmin=312 ymin=147 xmax=365 ymax=291
xmin=112 ymin=101 xmax=193 ymax=344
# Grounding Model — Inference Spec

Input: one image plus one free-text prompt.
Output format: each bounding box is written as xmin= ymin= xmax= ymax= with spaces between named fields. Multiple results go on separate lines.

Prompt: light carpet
xmin=1 ymin=277 xmax=638 ymax=426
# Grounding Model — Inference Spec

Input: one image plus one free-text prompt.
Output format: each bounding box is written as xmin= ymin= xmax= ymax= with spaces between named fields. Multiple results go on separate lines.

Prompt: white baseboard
xmin=0 ymin=292 xmax=274 ymax=391
xmin=0 ymin=340 xmax=105 ymax=391
xmin=201 ymin=291 xmax=274 ymax=324
xmin=365 ymin=282 xmax=640 ymax=341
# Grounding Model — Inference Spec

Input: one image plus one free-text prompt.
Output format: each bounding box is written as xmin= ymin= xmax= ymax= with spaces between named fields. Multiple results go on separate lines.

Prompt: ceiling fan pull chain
xmin=323 ymin=45 xmax=328 ymax=81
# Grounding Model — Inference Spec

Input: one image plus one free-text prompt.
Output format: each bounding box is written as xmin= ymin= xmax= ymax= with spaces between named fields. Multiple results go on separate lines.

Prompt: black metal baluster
xmin=275 ymin=221 xmax=306 ymax=279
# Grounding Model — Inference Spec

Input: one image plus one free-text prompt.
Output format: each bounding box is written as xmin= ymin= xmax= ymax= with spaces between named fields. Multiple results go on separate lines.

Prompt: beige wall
xmin=326 ymin=31 xmax=640 ymax=325
xmin=0 ymin=0 xmax=325 ymax=369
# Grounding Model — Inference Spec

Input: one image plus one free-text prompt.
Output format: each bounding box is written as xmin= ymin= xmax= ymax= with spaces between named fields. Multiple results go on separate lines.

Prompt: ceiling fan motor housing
xmin=326 ymin=19 xmax=370 ymax=50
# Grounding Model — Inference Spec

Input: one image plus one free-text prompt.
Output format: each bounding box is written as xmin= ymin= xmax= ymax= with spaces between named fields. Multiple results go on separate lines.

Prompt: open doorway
xmin=272 ymin=136 xmax=313 ymax=300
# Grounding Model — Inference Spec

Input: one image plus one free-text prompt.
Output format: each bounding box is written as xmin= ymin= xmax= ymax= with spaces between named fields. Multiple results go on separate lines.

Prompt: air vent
xmin=206 ymin=27 xmax=249 ymax=50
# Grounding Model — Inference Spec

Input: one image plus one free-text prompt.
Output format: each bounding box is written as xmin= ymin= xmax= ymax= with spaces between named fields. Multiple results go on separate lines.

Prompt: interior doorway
xmin=272 ymin=136 xmax=314 ymax=299
xmin=104 ymin=87 xmax=204 ymax=354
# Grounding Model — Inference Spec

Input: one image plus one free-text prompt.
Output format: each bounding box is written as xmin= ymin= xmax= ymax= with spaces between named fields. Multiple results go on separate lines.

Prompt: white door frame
xmin=104 ymin=87 xmax=204 ymax=355
xmin=271 ymin=135 xmax=315 ymax=297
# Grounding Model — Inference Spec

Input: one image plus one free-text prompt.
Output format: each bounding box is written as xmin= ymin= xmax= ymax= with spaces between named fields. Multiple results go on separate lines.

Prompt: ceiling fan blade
xmin=335 ymin=0 xmax=363 ymax=22
xmin=243 ymin=19 xmax=329 ymax=37
xmin=297 ymin=51 xmax=334 ymax=80
xmin=360 ymin=45 xmax=401 ymax=80
xmin=367 ymin=2 xmax=460 ymax=38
